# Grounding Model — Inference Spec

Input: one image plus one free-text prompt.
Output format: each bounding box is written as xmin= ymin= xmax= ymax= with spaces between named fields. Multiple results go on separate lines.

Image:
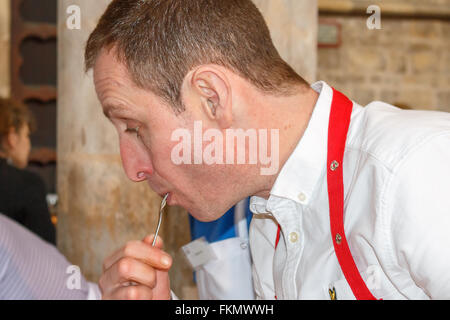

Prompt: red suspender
xmin=275 ymin=224 xmax=281 ymax=248
xmin=274 ymin=88 xmax=377 ymax=300
xmin=327 ymin=88 xmax=377 ymax=300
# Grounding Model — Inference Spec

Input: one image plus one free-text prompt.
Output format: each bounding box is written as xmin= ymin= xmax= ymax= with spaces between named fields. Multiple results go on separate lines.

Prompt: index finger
xmin=103 ymin=240 xmax=172 ymax=272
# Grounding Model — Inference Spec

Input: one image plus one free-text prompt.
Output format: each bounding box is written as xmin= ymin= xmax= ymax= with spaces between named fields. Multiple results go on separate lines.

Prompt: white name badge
xmin=181 ymin=237 xmax=217 ymax=270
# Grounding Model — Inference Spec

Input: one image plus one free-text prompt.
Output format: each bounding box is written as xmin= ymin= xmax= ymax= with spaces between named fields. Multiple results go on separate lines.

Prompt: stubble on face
xmin=92 ymin=48 xmax=260 ymax=223
xmin=91 ymin=49 xmax=222 ymax=220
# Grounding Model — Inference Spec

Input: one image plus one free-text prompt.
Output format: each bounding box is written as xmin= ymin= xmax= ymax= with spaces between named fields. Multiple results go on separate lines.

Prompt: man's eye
xmin=125 ymin=126 xmax=141 ymax=138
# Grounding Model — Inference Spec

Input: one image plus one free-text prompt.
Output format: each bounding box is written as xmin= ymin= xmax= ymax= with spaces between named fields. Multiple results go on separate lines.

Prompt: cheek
xmin=21 ymin=138 xmax=31 ymax=157
xmin=145 ymin=129 xmax=174 ymax=167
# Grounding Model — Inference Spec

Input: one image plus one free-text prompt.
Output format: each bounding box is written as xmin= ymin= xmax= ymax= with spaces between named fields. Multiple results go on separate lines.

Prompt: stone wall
xmin=0 ymin=0 xmax=10 ymax=98
xmin=319 ymin=0 xmax=450 ymax=18
xmin=318 ymin=3 xmax=450 ymax=111
xmin=253 ymin=0 xmax=317 ymax=83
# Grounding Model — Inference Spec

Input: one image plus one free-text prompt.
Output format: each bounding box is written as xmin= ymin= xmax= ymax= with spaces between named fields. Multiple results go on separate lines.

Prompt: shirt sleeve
xmin=388 ymin=133 xmax=450 ymax=299
xmin=0 ymin=214 xmax=93 ymax=300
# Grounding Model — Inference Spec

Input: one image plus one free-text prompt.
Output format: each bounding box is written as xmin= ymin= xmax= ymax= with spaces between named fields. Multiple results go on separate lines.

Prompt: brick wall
xmin=318 ymin=15 xmax=449 ymax=112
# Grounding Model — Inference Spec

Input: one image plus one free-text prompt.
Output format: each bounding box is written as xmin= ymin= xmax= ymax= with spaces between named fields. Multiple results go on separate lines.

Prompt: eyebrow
xmin=102 ymin=103 xmax=131 ymax=119
xmin=103 ymin=104 xmax=119 ymax=118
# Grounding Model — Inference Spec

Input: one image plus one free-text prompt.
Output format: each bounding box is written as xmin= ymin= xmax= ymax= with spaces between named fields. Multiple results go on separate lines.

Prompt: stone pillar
xmin=0 ymin=0 xmax=10 ymax=98
xmin=57 ymin=0 xmax=317 ymax=300
xmin=253 ymin=0 xmax=318 ymax=83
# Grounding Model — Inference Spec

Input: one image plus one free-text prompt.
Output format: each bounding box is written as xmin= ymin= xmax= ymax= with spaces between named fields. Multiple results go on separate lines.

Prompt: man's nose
xmin=119 ymin=141 xmax=153 ymax=182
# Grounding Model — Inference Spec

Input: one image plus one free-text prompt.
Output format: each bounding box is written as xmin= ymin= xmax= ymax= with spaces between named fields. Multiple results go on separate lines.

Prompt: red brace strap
xmin=327 ymin=88 xmax=377 ymax=300
xmin=274 ymin=88 xmax=378 ymax=300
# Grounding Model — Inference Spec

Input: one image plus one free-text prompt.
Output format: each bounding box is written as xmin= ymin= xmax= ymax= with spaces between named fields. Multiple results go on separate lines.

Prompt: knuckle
xmin=123 ymin=241 xmax=138 ymax=256
xmin=118 ymin=257 xmax=133 ymax=278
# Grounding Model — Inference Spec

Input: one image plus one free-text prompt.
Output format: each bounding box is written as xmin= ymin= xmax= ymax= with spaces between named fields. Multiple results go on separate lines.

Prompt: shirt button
xmin=289 ymin=232 xmax=299 ymax=243
xmin=297 ymin=192 xmax=307 ymax=202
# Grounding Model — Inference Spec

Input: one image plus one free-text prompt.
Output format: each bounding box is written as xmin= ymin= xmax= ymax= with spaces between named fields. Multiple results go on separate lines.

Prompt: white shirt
xmin=249 ymin=81 xmax=450 ymax=300
xmin=195 ymin=199 xmax=255 ymax=300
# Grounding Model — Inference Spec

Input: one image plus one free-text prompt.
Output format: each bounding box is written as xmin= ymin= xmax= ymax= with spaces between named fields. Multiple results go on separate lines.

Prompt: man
xmin=0 ymin=98 xmax=56 ymax=244
xmin=85 ymin=0 xmax=450 ymax=299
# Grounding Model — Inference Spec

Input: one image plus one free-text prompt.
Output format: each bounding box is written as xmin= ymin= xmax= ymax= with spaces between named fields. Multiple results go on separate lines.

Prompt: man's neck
xmin=251 ymin=85 xmax=319 ymax=200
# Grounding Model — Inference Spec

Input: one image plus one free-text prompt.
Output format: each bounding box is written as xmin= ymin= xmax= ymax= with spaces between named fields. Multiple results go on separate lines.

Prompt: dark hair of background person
xmin=0 ymin=98 xmax=56 ymax=245
xmin=0 ymin=98 xmax=35 ymax=149
xmin=85 ymin=0 xmax=309 ymax=114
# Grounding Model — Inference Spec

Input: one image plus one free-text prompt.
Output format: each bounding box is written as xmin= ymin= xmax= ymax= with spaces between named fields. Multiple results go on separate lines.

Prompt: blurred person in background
xmin=0 ymin=98 xmax=56 ymax=245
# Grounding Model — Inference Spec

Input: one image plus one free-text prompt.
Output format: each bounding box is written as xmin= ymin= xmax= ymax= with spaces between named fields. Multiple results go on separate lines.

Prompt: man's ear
xmin=190 ymin=66 xmax=233 ymax=128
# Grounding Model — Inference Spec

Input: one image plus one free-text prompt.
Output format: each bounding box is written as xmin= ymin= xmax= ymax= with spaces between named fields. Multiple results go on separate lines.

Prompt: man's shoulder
xmin=348 ymin=101 xmax=450 ymax=170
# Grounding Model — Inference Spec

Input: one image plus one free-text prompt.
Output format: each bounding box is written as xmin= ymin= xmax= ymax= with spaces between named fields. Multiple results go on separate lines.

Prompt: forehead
xmin=91 ymin=48 xmax=181 ymax=121
xmin=93 ymin=48 xmax=134 ymax=97
xmin=92 ymin=49 xmax=148 ymax=118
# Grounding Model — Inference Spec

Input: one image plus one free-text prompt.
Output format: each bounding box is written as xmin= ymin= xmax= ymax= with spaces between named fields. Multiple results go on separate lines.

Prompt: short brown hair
xmin=85 ymin=0 xmax=308 ymax=113
xmin=0 ymin=98 xmax=35 ymax=138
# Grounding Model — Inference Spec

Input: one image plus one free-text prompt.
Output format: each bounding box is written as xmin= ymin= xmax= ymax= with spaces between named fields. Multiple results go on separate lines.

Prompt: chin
xmin=187 ymin=206 xmax=226 ymax=223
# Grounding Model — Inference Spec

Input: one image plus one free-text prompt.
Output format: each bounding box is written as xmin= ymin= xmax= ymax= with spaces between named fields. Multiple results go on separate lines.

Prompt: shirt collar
xmin=250 ymin=81 xmax=333 ymax=213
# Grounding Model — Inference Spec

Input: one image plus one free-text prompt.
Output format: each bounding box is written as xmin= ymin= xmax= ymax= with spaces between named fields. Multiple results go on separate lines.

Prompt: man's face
xmin=93 ymin=49 xmax=240 ymax=221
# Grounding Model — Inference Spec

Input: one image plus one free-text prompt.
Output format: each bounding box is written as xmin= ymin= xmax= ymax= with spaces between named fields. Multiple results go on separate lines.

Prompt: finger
xmin=152 ymin=269 xmax=172 ymax=300
xmin=107 ymin=257 xmax=158 ymax=289
xmin=99 ymin=259 xmax=150 ymax=297
xmin=103 ymin=240 xmax=172 ymax=272
xmin=102 ymin=241 xmax=143 ymax=272
xmin=103 ymin=285 xmax=154 ymax=300
xmin=142 ymin=234 xmax=164 ymax=248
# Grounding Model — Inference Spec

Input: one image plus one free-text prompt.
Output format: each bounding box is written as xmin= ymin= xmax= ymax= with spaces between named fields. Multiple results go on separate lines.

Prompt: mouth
xmin=158 ymin=192 xmax=173 ymax=206
xmin=146 ymin=181 xmax=171 ymax=203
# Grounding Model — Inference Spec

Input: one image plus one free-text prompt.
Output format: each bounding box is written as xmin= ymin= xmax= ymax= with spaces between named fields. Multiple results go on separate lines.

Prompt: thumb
xmin=153 ymin=268 xmax=172 ymax=300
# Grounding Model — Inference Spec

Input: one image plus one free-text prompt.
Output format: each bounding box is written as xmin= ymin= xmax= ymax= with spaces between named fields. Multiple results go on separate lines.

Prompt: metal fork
xmin=152 ymin=193 xmax=169 ymax=246
xmin=122 ymin=193 xmax=169 ymax=287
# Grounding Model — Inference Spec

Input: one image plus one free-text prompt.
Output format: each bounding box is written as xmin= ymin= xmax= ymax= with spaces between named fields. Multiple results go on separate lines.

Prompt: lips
xmin=158 ymin=191 xmax=172 ymax=205
xmin=145 ymin=180 xmax=174 ymax=206
xmin=166 ymin=193 xmax=173 ymax=205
